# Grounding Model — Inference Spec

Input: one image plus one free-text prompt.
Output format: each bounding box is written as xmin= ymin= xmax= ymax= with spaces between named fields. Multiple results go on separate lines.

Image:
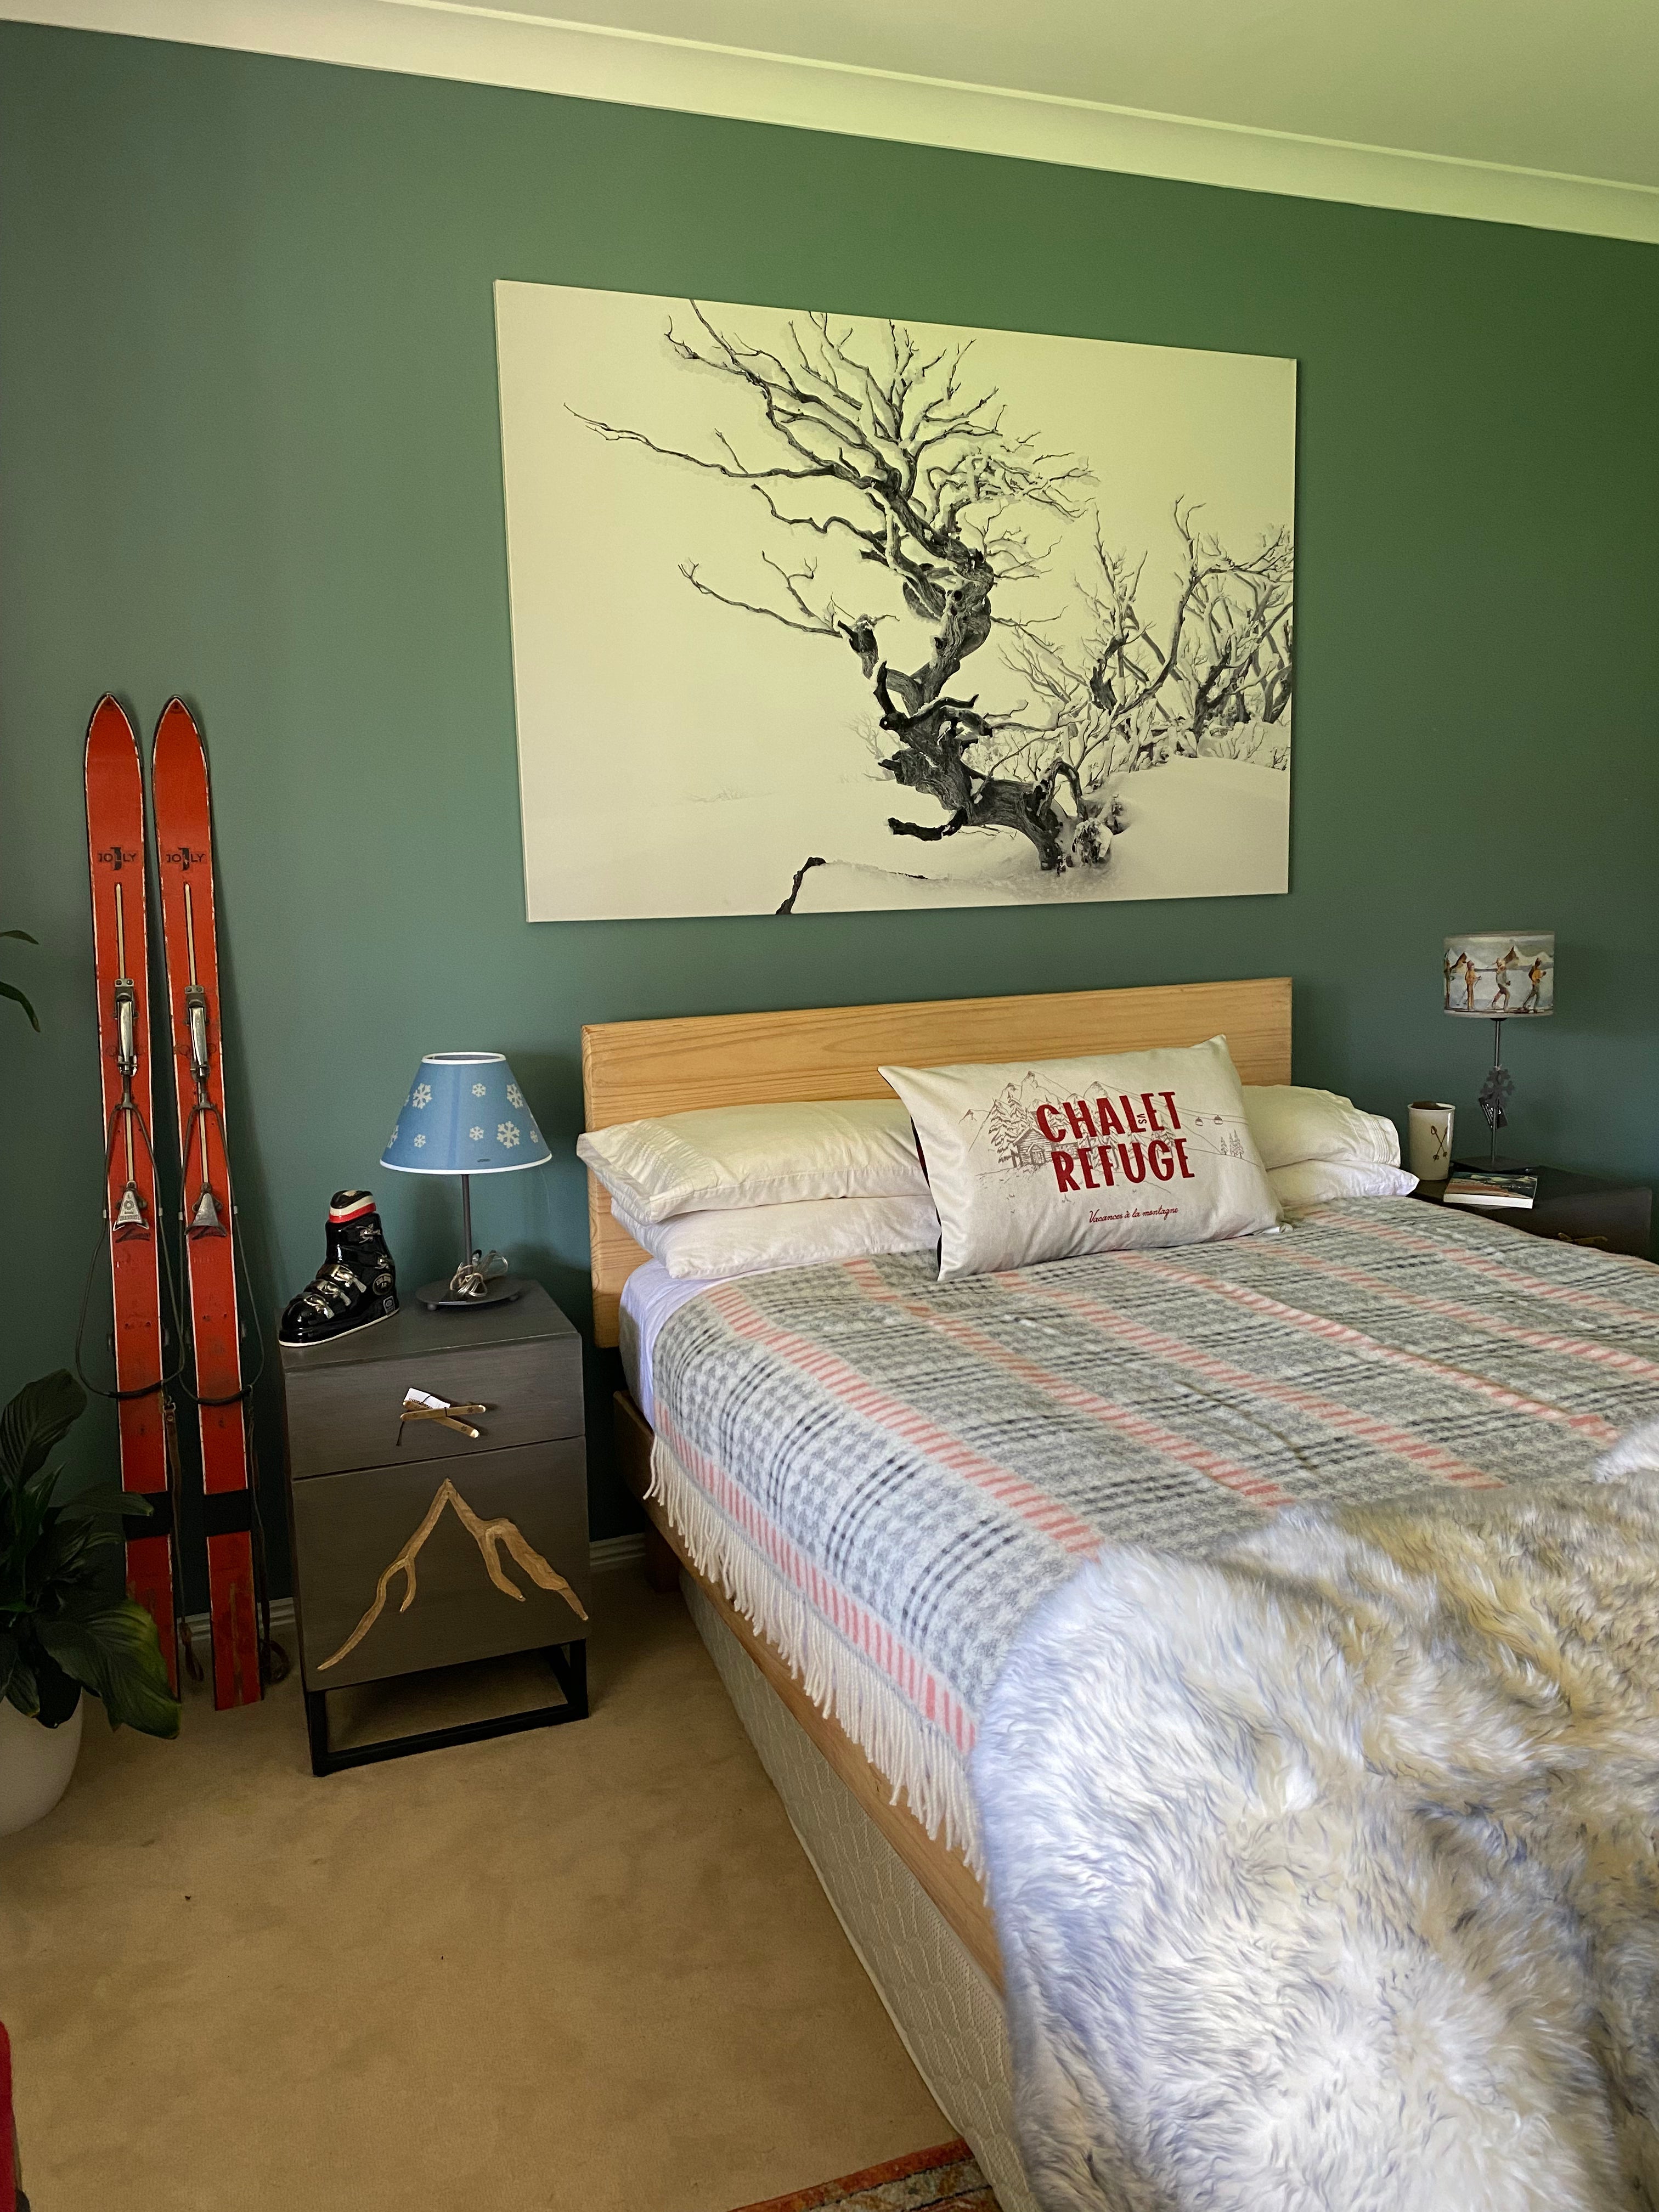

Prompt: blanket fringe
xmin=648 ymin=1437 xmax=984 ymax=1869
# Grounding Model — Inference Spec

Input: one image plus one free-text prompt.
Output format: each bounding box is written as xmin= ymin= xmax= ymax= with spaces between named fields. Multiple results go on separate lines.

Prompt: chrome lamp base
xmin=417 ymin=1274 xmax=530 ymax=1313
xmin=416 ymin=1172 xmax=528 ymax=1311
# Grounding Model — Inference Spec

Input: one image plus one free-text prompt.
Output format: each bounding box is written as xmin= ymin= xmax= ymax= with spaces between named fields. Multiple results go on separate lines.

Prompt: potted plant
xmin=1 ymin=1370 xmax=179 ymax=1837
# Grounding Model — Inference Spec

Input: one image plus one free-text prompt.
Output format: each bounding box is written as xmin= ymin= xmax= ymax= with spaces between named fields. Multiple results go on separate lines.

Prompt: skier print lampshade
xmin=1442 ymin=933 xmax=1555 ymax=1018
xmin=381 ymin=1053 xmax=552 ymax=1174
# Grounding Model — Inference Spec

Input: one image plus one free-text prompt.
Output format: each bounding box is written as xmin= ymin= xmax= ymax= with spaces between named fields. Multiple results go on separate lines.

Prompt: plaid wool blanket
xmin=646 ymin=1198 xmax=1659 ymax=1861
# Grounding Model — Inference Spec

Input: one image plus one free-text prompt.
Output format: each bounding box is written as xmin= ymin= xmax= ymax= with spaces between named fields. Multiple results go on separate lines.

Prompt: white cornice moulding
xmin=6 ymin=0 xmax=1659 ymax=246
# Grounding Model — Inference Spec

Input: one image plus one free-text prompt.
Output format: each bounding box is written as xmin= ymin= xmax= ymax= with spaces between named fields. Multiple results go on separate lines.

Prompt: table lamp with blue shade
xmin=381 ymin=1052 xmax=551 ymax=1311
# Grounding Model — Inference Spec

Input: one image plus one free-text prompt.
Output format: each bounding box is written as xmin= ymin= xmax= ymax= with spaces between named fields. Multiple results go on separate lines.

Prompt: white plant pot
xmin=0 ymin=1691 xmax=83 ymax=1838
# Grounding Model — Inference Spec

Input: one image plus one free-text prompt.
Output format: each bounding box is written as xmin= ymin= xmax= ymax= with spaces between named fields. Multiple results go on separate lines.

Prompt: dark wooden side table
xmin=1413 ymin=1167 xmax=1653 ymax=1260
xmin=279 ymin=1282 xmax=591 ymax=1775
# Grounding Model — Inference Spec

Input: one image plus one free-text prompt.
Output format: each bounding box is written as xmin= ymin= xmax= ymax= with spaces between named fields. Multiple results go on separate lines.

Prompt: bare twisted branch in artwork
xmin=574 ymin=305 xmax=1291 ymax=891
xmin=995 ymin=506 xmax=1295 ymax=787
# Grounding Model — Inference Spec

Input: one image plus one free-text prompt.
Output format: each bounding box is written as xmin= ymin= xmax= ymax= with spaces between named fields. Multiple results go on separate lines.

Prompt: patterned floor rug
xmin=730 ymin=2137 xmax=998 ymax=2211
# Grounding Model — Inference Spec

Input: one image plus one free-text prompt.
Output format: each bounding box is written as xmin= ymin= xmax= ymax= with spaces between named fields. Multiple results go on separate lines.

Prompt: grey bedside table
xmin=279 ymin=1282 xmax=591 ymax=1776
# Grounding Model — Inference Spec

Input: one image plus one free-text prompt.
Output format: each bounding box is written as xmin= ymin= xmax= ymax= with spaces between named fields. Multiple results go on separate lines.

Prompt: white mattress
xmin=618 ymin=1260 xmax=718 ymax=1425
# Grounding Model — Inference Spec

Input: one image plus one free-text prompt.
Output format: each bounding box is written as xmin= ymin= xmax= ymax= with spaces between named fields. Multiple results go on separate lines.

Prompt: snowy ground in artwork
xmin=537 ymin=755 xmax=1286 ymax=918
xmin=789 ymin=758 xmax=1289 ymax=912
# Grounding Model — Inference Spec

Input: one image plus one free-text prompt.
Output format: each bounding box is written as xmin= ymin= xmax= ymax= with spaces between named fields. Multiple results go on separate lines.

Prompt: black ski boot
xmin=278 ymin=1190 xmax=399 ymax=1347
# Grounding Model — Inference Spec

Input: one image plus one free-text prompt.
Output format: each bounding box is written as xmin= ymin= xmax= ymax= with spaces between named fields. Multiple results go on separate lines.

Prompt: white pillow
xmin=1244 ymin=1086 xmax=1402 ymax=1172
xmin=611 ymin=1193 xmax=941 ymax=1280
xmin=578 ymin=1099 xmax=928 ymax=1223
xmin=1271 ymin=1160 xmax=1418 ymax=1210
xmin=880 ymin=1037 xmax=1280 ymax=1283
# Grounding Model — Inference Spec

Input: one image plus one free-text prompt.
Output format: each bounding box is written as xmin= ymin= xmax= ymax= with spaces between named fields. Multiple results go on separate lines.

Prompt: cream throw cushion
xmin=881 ymin=1037 xmax=1280 ymax=1282
xmin=1269 ymin=1160 xmax=1418 ymax=1210
xmin=1244 ymin=1085 xmax=1403 ymax=1172
xmin=577 ymin=1099 xmax=927 ymax=1222
xmin=610 ymin=1193 xmax=941 ymax=1280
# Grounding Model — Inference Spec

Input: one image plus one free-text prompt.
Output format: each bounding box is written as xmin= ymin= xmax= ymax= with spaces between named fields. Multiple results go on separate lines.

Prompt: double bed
xmin=584 ymin=980 xmax=1659 ymax=2211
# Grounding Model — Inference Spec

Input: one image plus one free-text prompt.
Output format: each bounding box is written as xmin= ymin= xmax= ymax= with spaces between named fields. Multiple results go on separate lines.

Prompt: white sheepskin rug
xmin=973 ymin=1421 xmax=1659 ymax=2212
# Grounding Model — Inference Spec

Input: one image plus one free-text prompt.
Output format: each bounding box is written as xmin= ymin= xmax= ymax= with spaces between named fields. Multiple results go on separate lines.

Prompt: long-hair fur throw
xmin=973 ymin=1420 xmax=1659 ymax=2211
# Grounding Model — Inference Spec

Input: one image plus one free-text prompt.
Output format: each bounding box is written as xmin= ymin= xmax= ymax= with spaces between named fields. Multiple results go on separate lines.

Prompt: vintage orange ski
xmin=152 ymin=699 xmax=262 ymax=1709
xmin=83 ymin=696 xmax=178 ymax=1689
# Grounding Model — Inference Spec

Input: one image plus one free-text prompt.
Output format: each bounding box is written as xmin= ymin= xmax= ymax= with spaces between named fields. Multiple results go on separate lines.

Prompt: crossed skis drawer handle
xmin=398 ymin=1387 xmax=492 ymax=1442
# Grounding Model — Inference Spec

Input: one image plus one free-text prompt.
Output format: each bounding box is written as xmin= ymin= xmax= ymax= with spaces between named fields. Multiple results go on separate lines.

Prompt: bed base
xmin=683 ymin=1581 xmax=1036 ymax=2212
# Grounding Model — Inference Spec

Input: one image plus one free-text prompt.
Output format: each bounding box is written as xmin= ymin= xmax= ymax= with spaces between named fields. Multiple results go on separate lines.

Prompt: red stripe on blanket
xmin=1026 ymin=1271 xmax=1503 ymax=1485
xmin=653 ymin=1402 xmax=977 ymax=1754
xmin=1116 ymin=1250 xmax=1621 ymax=1449
xmin=844 ymin=1262 xmax=1290 ymax=1509
xmin=703 ymin=1279 xmax=1102 ymax=1553
xmin=1258 ymin=1243 xmax=1659 ymax=1385
xmin=1312 ymin=1207 xmax=1659 ymax=1328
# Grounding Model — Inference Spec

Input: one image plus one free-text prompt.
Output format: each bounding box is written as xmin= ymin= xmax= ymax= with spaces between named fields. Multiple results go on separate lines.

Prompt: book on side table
xmin=1413 ymin=1167 xmax=1652 ymax=1259
xmin=1443 ymin=1171 xmax=1538 ymax=1211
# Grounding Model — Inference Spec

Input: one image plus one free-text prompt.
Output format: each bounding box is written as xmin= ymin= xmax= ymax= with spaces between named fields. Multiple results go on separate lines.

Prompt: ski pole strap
xmin=200 ymin=1491 xmax=255 ymax=1539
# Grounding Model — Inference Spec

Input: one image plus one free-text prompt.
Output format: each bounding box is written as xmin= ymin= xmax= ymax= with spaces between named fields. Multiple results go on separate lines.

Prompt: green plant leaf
xmin=0 ymin=980 xmax=40 ymax=1031
xmin=33 ymin=1650 xmax=82 ymax=1727
xmin=0 ymin=929 xmax=38 ymax=944
xmin=3 ymin=1651 xmax=40 ymax=1717
xmin=40 ymin=1599 xmax=180 ymax=1737
xmin=0 ymin=1370 xmax=86 ymax=1489
xmin=57 ymin=1481 xmax=151 ymax=1527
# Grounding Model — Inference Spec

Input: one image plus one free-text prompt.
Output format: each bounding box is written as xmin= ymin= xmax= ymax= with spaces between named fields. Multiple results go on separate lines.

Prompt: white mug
xmin=1409 ymin=1101 xmax=1455 ymax=1182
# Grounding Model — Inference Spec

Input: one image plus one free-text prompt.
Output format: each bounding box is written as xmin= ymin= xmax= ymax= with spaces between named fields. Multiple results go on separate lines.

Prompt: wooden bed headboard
xmin=581 ymin=976 xmax=1291 ymax=1345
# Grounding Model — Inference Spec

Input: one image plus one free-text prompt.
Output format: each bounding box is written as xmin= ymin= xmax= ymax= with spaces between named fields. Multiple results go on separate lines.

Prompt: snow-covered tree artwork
xmin=494 ymin=280 xmax=1296 ymax=922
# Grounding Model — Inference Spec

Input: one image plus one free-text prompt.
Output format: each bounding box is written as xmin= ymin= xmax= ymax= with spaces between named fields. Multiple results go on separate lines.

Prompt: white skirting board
xmin=682 ymin=1576 xmax=1037 ymax=2212
xmin=177 ymin=1529 xmax=645 ymax=1650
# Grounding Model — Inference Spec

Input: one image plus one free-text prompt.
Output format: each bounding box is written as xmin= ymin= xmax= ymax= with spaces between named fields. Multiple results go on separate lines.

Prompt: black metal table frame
xmin=303 ymin=1639 xmax=588 ymax=1778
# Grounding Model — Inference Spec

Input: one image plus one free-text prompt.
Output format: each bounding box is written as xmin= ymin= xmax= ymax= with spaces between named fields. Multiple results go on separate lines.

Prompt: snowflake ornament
xmin=413 ymin=1133 xmax=426 ymax=1150
xmin=506 ymin=1084 xmax=525 ymax=1108
xmin=387 ymin=1126 xmax=399 ymax=1147
xmin=469 ymin=1126 xmax=486 ymax=1142
xmin=411 ymin=1083 xmax=432 ymax=1109
xmin=472 ymin=1083 xmax=487 ymax=1098
xmin=498 ymin=1121 xmax=520 ymax=1149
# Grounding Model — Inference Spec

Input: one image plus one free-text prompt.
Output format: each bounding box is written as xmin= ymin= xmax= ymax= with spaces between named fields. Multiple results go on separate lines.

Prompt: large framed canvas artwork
xmin=495 ymin=281 xmax=1296 ymax=922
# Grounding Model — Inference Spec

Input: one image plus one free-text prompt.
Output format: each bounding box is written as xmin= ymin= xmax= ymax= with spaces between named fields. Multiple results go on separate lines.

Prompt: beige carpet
xmin=0 ymin=1572 xmax=945 ymax=2210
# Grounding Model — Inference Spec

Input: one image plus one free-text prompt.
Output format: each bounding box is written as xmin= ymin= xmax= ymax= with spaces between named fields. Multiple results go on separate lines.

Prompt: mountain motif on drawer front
xmin=317 ymin=1477 xmax=589 ymax=1673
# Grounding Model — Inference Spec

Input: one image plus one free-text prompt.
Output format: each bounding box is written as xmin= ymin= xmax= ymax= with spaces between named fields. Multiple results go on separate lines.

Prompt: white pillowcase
xmin=578 ymin=1099 xmax=927 ymax=1223
xmin=1244 ymin=1086 xmax=1402 ymax=1172
xmin=611 ymin=1193 xmax=941 ymax=1280
xmin=1269 ymin=1160 xmax=1418 ymax=1210
xmin=881 ymin=1037 xmax=1280 ymax=1283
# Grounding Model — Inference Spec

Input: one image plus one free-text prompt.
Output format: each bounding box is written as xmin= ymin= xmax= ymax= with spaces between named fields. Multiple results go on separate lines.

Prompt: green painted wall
xmin=3 ymin=24 xmax=1656 ymax=1590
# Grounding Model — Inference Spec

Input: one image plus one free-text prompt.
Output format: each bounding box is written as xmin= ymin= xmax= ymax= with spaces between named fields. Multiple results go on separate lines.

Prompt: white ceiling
xmin=8 ymin=0 xmax=1658 ymax=240
xmin=516 ymin=0 xmax=1659 ymax=190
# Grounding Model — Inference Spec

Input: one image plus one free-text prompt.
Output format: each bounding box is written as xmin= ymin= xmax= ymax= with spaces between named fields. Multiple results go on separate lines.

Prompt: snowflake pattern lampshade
xmin=1442 ymin=933 xmax=1554 ymax=1019
xmin=380 ymin=1053 xmax=551 ymax=1175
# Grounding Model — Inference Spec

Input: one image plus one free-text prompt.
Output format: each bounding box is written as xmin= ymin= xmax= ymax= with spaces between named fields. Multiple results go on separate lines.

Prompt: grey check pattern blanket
xmin=647 ymin=1200 xmax=1659 ymax=1855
